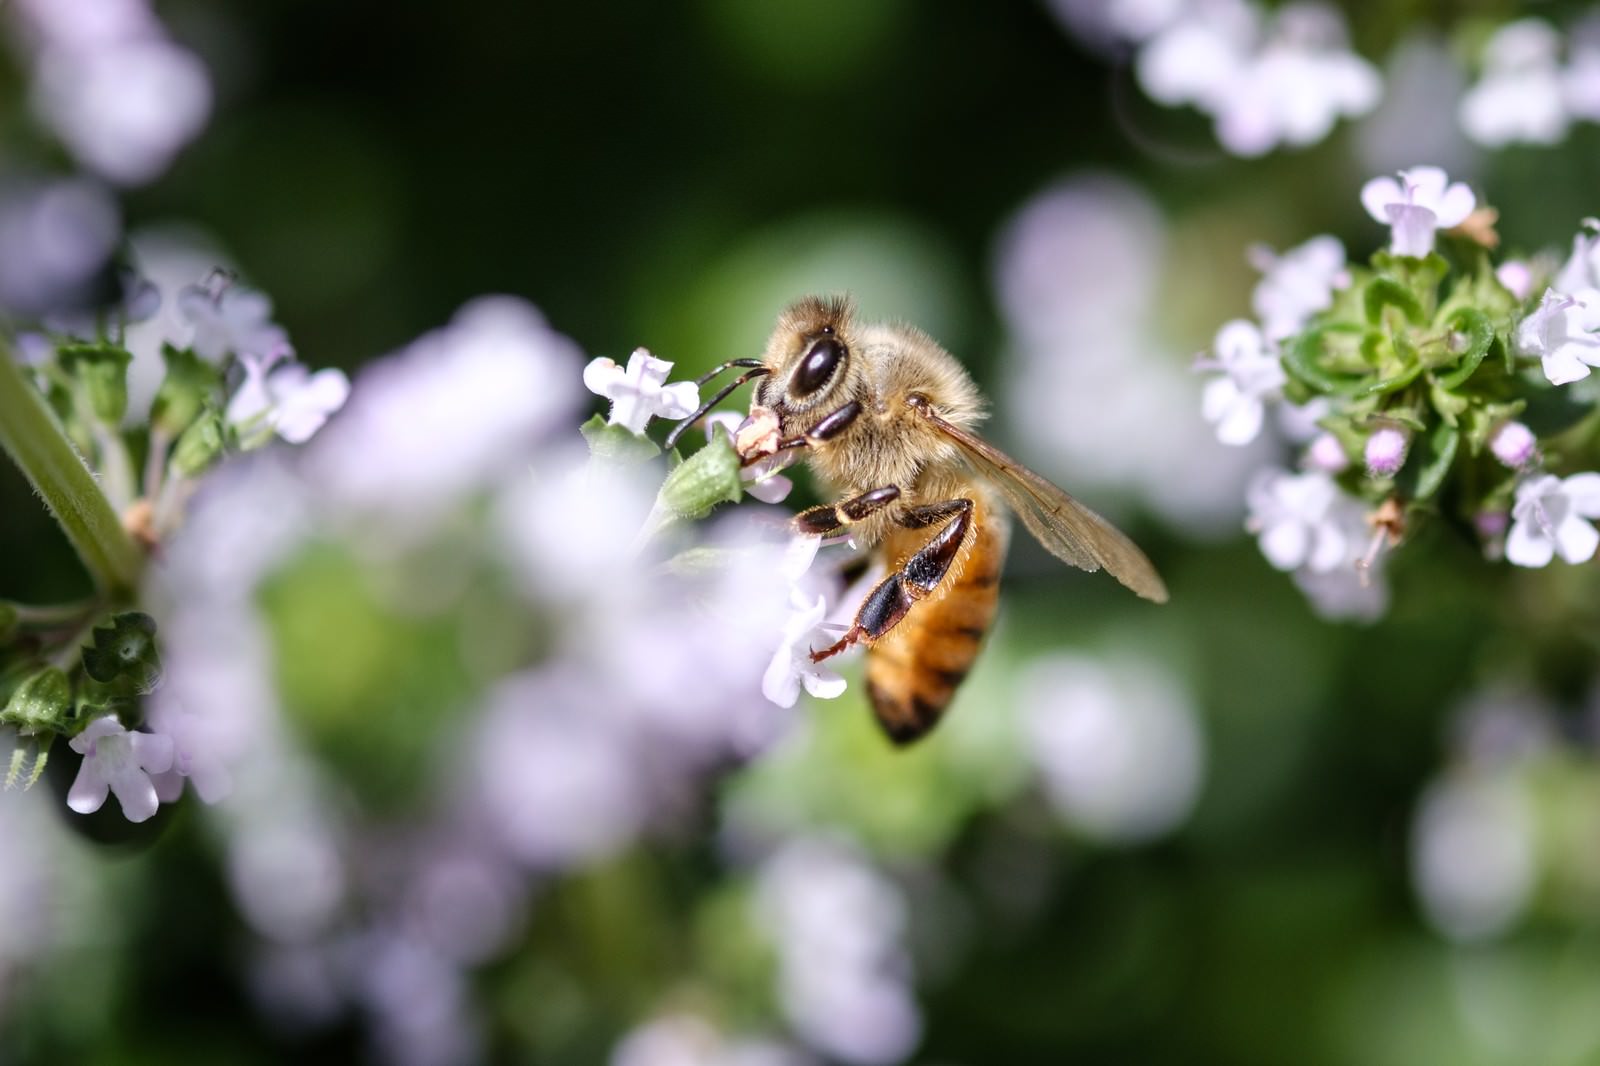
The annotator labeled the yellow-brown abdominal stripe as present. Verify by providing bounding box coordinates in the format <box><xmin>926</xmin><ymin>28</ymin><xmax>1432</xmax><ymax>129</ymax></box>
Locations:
<box><xmin>864</xmin><ymin>503</ymin><xmax>1007</xmax><ymax>745</ymax></box>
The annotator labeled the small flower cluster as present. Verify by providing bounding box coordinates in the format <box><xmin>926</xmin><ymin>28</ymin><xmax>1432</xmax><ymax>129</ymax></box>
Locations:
<box><xmin>1460</xmin><ymin>16</ymin><xmax>1600</xmax><ymax>149</ymax></box>
<box><xmin>1202</xmin><ymin>165</ymin><xmax>1600</xmax><ymax>618</ymax></box>
<box><xmin>1099</xmin><ymin>0</ymin><xmax>1381</xmax><ymax>157</ymax></box>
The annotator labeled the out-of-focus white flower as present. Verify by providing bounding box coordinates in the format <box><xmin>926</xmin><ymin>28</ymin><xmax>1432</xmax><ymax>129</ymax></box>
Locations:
<box><xmin>358</xmin><ymin>933</ymin><xmax>482</xmax><ymax>1066</ymax></box>
<box><xmin>1364</xmin><ymin>426</ymin><xmax>1409</xmax><ymax>478</ymax></box>
<box><xmin>227</xmin><ymin>353</ymin><xmax>351</xmax><ymax>445</ymax></box>
<box><xmin>66</xmin><ymin>716</ymin><xmax>174</xmax><ymax>823</ymax></box>
<box><xmin>1412</xmin><ymin>773</ymin><xmax>1536</xmax><ymax>941</ymax></box>
<box><xmin>1555</xmin><ymin>226</ymin><xmax>1600</xmax><ymax>294</ymax></box>
<box><xmin>1200</xmin><ymin>319</ymin><xmax>1285</xmax><ymax>446</ymax></box>
<box><xmin>1567</xmin><ymin>41</ymin><xmax>1600</xmax><ymax>120</ymax></box>
<box><xmin>1516</xmin><ymin>288</ymin><xmax>1600</xmax><ymax>385</ymax></box>
<box><xmin>148</xmin><ymin>701</ymin><xmax>236</xmax><ymax>804</ymax></box>
<box><xmin>1490</xmin><ymin>422</ymin><xmax>1537</xmax><ymax>470</ymax></box>
<box><xmin>611</xmin><ymin>1013</ymin><xmax>816</xmax><ymax>1066</ymax></box>
<box><xmin>227</xmin><ymin>808</ymin><xmax>347</xmax><ymax>941</ymax></box>
<box><xmin>1506</xmin><ymin>472</ymin><xmax>1600</xmax><ymax>568</ymax></box>
<box><xmin>1136</xmin><ymin>0</ymin><xmax>1256</xmax><ymax>112</ymax></box>
<box><xmin>1250</xmin><ymin>235</ymin><xmax>1348</xmax><ymax>340</ymax></box>
<box><xmin>308</xmin><ymin>296</ymin><xmax>583</xmax><ymax>513</ymax></box>
<box><xmin>0</xmin><ymin>178</ymin><xmax>120</xmax><ymax>316</ymax></box>
<box><xmin>762</xmin><ymin>589</ymin><xmax>849</xmax><ymax>709</ymax></box>
<box><xmin>1354</xmin><ymin>34</ymin><xmax>1473</xmax><ymax>179</ymax></box>
<box><xmin>1497</xmin><ymin>260</ymin><xmax>1536</xmax><ymax>301</ymax></box>
<box><xmin>178</xmin><ymin>282</ymin><xmax>291</xmax><ymax>362</ymax></box>
<box><xmin>706</xmin><ymin>412</ymin><xmax>798</xmax><ymax>503</ymax></box>
<box><xmin>33</xmin><ymin>37</ymin><xmax>211</xmax><ymax>186</ymax></box>
<box><xmin>756</xmin><ymin>837</ymin><xmax>920</xmax><ymax>1066</ymax></box>
<box><xmin>1360</xmin><ymin>165</ymin><xmax>1476</xmax><ymax>258</ymax></box>
<box><xmin>1020</xmin><ymin>652</ymin><xmax>1204</xmax><ymax>843</ymax></box>
<box><xmin>1459</xmin><ymin>19</ymin><xmax>1570</xmax><ymax>148</ymax></box>
<box><xmin>1245</xmin><ymin>468</ymin><xmax>1362</xmax><ymax>572</ymax></box>
<box><xmin>1304</xmin><ymin>432</ymin><xmax>1348</xmax><ymax>473</ymax></box>
<box><xmin>584</xmin><ymin>348</ymin><xmax>700</xmax><ymax>435</ymax></box>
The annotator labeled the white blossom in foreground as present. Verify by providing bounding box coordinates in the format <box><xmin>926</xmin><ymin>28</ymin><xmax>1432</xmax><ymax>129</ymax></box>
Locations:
<box><xmin>762</xmin><ymin>588</ymin><xmax>849</xmax><ymax>710</ymax></box>
<box><xmin>1200</xmin><ymin>319</ymin><xmax>1285</xmax><ymax>446</ymax></box>
<box><xmin>1360</xmin><ymin>165</ymin><xmax>1475</xmax><ymax>259</ymax></box>
<box><xmin>584</xmin><ymin>348</ymin><xmax>700</xmax><ymax>435</ymax></box>
<box><xmin>67</xmin><ymin>716</ymin><xmax>174</xmax><ymax>823</ymax></box>
<box><xmin>1506</xmin><ymin>472</ymin><xmax>1600</xmax><ymax>568</ymax></box>
<box><xmin>227</xmin><ymin>353</ymin><xmax>351</xmax><ymax>445</ymax></box>
<box><xmin>1459</xmin><ymin>19</ymin><xmax>1571</xmax><ymax>148</ymax></box>
<box><xmin>1515</xmin><ymin>288</ymin><xmax>1600</xmax><ymax>385</ymax></box>
<box><xmin>1019</xmin><ymin>652</ymin><xmax>1204</xmax><ymax>843</ymax></box>
<box><xmin>178</xmin><ymin>282</ymin><xmax>291</xmax><ymax>361</ymax></box>
<box><xmin>1250</xmin><ymin>234</ymin><xmax>1348</xmax><ymax>340</ymax></box>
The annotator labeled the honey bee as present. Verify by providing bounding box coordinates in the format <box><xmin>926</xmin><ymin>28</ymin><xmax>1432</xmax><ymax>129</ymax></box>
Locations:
<box><xmin>670</xmin><ymin>295</ymin><xmax>1168</xmax><ymax>744</ymax></box>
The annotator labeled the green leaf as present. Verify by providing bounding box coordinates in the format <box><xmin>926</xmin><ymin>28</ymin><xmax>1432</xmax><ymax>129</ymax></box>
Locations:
<box><xmin>1284</xmin><ymin>327</ymin><xmax>1369</xmax><ymax>395</ymax></box>
<box><xmin>1398</xmin><ymin>421</ymin><xmax>1459</xmax><ymax>502</ymax></box>
<box><xmin>580</xmin><ymin>414</ymin><xmax>661</xmax><ymax>464</ymax></box>
<box><xmin>150</xmin><ymin>344</ymin><xmax>222</xmax><ymax>436</ymax></box>
<box><xmin>1428</xmin><ymin>382</ymin><xmax>1470</xmax><ymax>427</ymax></box>
<box><xmin>1433</xmin><ymin>309</ymin><xmax>1494</xmax><ymax>390</ymax></box>
<box><xmin>171</xmin><ymin>410</ymin><xmax>224</xmax><ymax>477</ymax></box>
<box><xmin>1363</xmin><ymin>277</ymin><xmax>1425</xmax><ymax>327</ymax></box>
<box><xmin>58</xmin><ymin>343</ymin><xmax>134</xmax><ymax>424</ymax></box>
<box><xmin>0</xmin><ymin>667</ymin><xmax>72</xmax><ymax>733</ymax></box>
<box><xmin>1360</xmin><ymin>361</ymin><xmax>1425</xmax><ymax>396</ymax></box>
<box><xmin>659</xmin><ymin>432</ymin><xmax>742</xmax><ymax>520</ymax></box>
<box><xmin>80</xmin><ymin>612</ymin><xmax>162</xmax><ymax>696</ymax></box>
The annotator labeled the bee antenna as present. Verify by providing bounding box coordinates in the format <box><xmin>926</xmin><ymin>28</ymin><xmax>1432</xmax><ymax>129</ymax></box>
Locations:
<box><xmin>693</xmin><ymin>357</ymin><xmax>767</xmax><ymax>386</ymax></box>
<box><xmin>664</xmin><ymin>366</ymin><xmax>771</xmax><ymax>451</ymax></box>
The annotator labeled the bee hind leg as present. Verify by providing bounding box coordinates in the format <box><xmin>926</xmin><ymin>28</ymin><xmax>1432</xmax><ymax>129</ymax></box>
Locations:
<box><xmin>808</xmin><ymin>498</ymin><xmax>974</xmax><ymax>662</ymax></box>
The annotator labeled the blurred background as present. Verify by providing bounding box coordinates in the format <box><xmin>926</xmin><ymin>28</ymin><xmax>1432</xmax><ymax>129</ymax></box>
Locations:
<box><xmin>7</xmin><ymin>1</ymin><xmax>1600</xmax><ymax>1064</ymax></box>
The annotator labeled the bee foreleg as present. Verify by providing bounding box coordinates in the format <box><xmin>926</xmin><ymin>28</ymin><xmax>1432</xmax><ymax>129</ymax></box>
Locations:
<box><xmin>794</xmin><ymin>484</ymin><xmax>901</xmax><ymax>535</ymax></box>
<box><xmin>809</xmin><ymin>498</ymin><xmax>974</xmax><ymax>662</ymax></box>
<box><xmin>774</xmin><ymin>400</ymin><xmax>863</xmax><ymax>453</ymax></box>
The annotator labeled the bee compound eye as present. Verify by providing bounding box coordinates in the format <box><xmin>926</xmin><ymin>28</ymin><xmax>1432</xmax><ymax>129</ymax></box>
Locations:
<box><xmin>792</xmin><ymin>337</ymin><xmax>844</xmax><ymax>397</ymax></box>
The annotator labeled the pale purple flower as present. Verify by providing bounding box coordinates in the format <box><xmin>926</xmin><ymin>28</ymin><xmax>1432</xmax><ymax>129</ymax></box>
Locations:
<box><xmin>67</xmin><ymin>716</ymin><xmax>174</xmax><ymax>823</ymax></box>
<box><xmin>1515</xmin><ymin>288</ymin><xmax>1600</xmax><ymax>385</ymax></box>
<box><xmin>227</xmin><ymin>353</ymin><xmax>351</xmax><ymax>445</ymax></box>
<box><xmin>584</xmin><ymin>348</ymin><xmax>700</xmax><ymax>435</ymax></box>
<box><xmin>1136</xmin><ymin>0</ymin><xmax>1256</xmax><ymax>112</ymax></box>
<box><xmin>705</xmin><ymin>412</ymin><xmax>798</xmax><ymax>504</ymax></box>
<box><xmin>1412</xmin><ymin>774</ymin><xmax>1536</xmax><ymax>941</ymax></box>
<box><xmin>1506</xmin><ymin>472</ymin><xmax>1600</xmax><ymax>567</ymax></box>
<box><xmin>1250</xmin><ymin>234</ymin><xmax>1348</xmax><ymax>340</ymax></box>
<box><xmin>611</xmin><ymin>1014</ymin><xmax>816</xmax><ymax>1066</ymax></box>
<box><xmin>1496</xmin><ymin>260</ymin><xmax>1535</xmax><ymax>301</ymax></box>
<box><xmin>1364</xmin><ymin>426</ymin><xmax>1409</xmax><ymax>477</ymax></box>
<box><xmin>1490</xmin><ymin>422</ymin><xmax>1537</xmax><ymax>470</ymax></box>
<box><xmin>1019</xmin><ymin>653</ymin><xmax>1204</xmax><ymax>843</ymax></box>
<box><xmin>1566</xmin><ymin>44</ymin><xmax>1600</xmax><ymax>121</ymax></box>
<box><xmin>1291</xmin><ymin>554</ymin><xmax>1389</xmax><ymax>622</ymax></box>
<box><xmin>33</xmin><ymin>36</ymin><xmax>211</xmax><ymax>186</ymax></box>
<box><xmin>1554</xmin><ymin>226</ymin><xmax>1600</xmax><ymax>294</ymax></box>
<box><xmin>1459</xmin><ymin>19</ymin><xmax>1570</xmax><ymax>148</ymax></box>
<box><xmin>1305</xmin><ymin>432</ymin><xmax>1348</xmax><ymax>473</ymax></box>
<box><xmin>0</xmin><ymin>177</ymin><xmax>120</xmax><ymax>316</ymax></box>
<box><xmin>1245</xmin><ymin>468</ymin><xmax>1359</xmax><ymax>572</ymax></box>
<box><xmin>178</xmin><ymin>281</ymin><xmax>290</xmax><ymax>361</ymax></box>
<box><xmin>148</xmin><ymin>702</ymin><xmax>235</xmax><ymax>804</ymax></box>
<box><xmin>1200</xmin><ymin>319</ymin><xmax>1285</xmax><ymax>446</ymax></box>
<box><xmin>1360</xmin><ymin>166</ymin><xmax>1476</xmax><ymax>258</ymax></box>
<box><xmin>762</xmin><ymin>590</ymin><xmax>848</xmax><ymax>709</ymax></box>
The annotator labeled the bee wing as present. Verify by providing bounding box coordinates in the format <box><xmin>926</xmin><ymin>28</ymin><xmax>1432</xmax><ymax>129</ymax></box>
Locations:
<box><xmin>917</xmin><ymin>405</ymin><xmax>1169</xmax><ymax>603</ymax></box>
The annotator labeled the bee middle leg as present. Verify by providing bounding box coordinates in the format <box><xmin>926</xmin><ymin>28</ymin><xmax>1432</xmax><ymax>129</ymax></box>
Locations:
<box><xmin>794</xmin><ymin>485</ymin><xmax>902</xmax><ymax>535</ymax></box>
<box><xmin>809</xmin><ymin>498</ymin><xmax>974</xmax><ymax>662</ymax></box>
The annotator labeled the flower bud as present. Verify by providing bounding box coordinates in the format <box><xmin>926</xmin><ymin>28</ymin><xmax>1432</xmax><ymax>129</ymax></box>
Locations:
<box><xmin>1306</xmin><ymin>433</ymin><xmax>1349</xmax><ymax>473</ymax></box>
<box><xmin>172</xmin><ymin>412</ymin><xmax>224</xmax><ymax>477</ymax></box>
<box><xmin>659</xmin><ymin>432</ymin><xmax>742</xmax><ymax>520</ymax></box>
<box><xmin>0</xmin><ymin>667</ymin><xmax>72</xmax><ymax>733</ymax></box>
<box><xmin>151</xmin><ymin>343</ymin><xmax>221</xmax><ymax>437</ymax></box>
<box><xmin>81</xmin><ymin>612</ymin><xmax>162</xmax><ymax>696</ymax></box>
<box><xmin>58</xmin><ymin>343</ymin><xmax>133</xmax><ymax>424</ymax></box>
<box><xmin>1490</xmin><ymin>421</ymin><xmax>1537</xmax><ymax>470</ymax></box>
<box><xmin>1364</xmin><ymin>426</ymin><xmax>1410</xmax><ymax>478</ymax></box>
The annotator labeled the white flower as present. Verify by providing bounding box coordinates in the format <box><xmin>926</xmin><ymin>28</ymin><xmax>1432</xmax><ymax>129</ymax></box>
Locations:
<box><xmin>67</xmin><ymin>716</ymin><xmax>174</xmax><ymax>823</ymax></box>
<box><xmin>1554</xmin><ymin>226</ymin><xmax>1600</xmax><ymax>294</ymax></box>
<box><xmin>1360</xmin><ymin>165</ymin><xmax>1476</xmax><ymax>258</ymax></box>
<box><xmin>1245</xmin><ymin>468</ymin><xmax>1361</xmax><ymax>572</ymax></box>
<box><xmin>762</xmin><ymin>590</ymin><xmax>848</xmax><ymax>709</ymax></box>
<box><xmin>1136</xmin><ymin>3</ymin><xmax>1256</xmax><ymax>111</ymax></box>
<box><xmin>1496</xmin><ymin>260</ymin><xmax>1535</xmax><ymax>301</ymax></box>
<box><xmin>227</xmin><ymin>353</ymin><xmax>351</xmax><ymax>445</ymax></box>
<box><xmin>0</xmin><ymin>177</ymin><xmax>120</xmax><ymax>316</ymax></box>
<box><xmin>1506</xmin><ymin>472</ymin><xmax>1600</xmax><ymax>567</ymax></box>
<box><xmin>1566</xmin><ymin>44</ymin><xmax>1600</xmax><ymax>122</ymax></box>
<box><xmin>177</xmin><ymin>282</ymin><xmax>290</xmax><ymax>361</ymax></box>
<box><xmin>584</xmin><ymin>348</ymin><xmax>700</xmax><ymax>435</ymax></box>
<box><xmin>1412</xmin><ymin>774</ymin><xmax>1536</xmax><ymax>941</ymax></box>
<box><xmin>1459</xmin><ymin>19</ymin><xmax>1570</xmax><ymax>148</ymax></box>
<box><xmin>705</xmin><ymin>412</ymin><xmax>798</xmax><ymax>504</ymax></box>
<box><xmin>1200</xmin><ymin>319</ymin><xmax>1285</xmax><ymax>446</ymax></box>
<box><xmin>1250</xmin><ymin>235</ymin><xmax>1348</xmax><ymax>340</ymax></box>
<box><xmin>148</xmin><ymin>702</ymin><xmax>235</xmax><ymax>804</ymax></box>
<box><xmin>1515</xmin><ymin>287</ymin><xmax>1600</xmax><ymax>385</ymax></box>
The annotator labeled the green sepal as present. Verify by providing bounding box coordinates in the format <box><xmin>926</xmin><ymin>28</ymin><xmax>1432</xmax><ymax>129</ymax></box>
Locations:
<box><xmin>80</xmin><ymin>612</ymin><xmax>162</xmax><ymax>696</ymax></box>
<box><xmin>1285</xmin><ymin>325</ymin><xmax>1369</xmax><ymax>395</ymax></box>
<box><xmin>58</xmin><ymin>343</ymin><xmax>134</xmax><ymax>424</ymax></box>
<box><xmin>1433</xmin><ymin>309</ymin><xmax>1495</xmax><ymax>390</ymax></box>
<box><xmin>658</xmin><ymin>432</ymin><xmax>742</xmax><ymax>520</ymax></box>
<box><xmin>171</xmin><ymin>410</ymin><xmax>225</xmax><ymax>477</ymax></box>
<box><xmin>1372</xmin><ymin>250</ymin><xmax>1450</xmax><ymax>299</ymax></box>
<box><xmin>1397</xmin><ymin>420</ymin><xmax>1460</xmax><ymax>502</ymax></box>
<box><xmin>580</xmin><ymin>414</ymin><xmax>662</xmax><ymax>464</ymax></box>
<box><xmin>1363</xmin><ymin>277</ymin><xmax>1426</xmax><ymax>327</ymax></box>
<box><xmin>1360</xmin><ymin>360</ymin><xmax>1425</xmax><ymax>396</ymax></box>
<box><xmin>0</xmin><ymin>667</ymin><xmax>72</xmax><ymax>733</ymax></box>
<box><xmin>151</xmin><ymin>344</ymin><xmax>222</xmax><ymax>437</ymax></box>
<box><xmin>1428</xmin><ymin>382</ymin><xmax>1470</xmax><ymax>427</ymax></box>
<box><xmin>5</xmin><ymin>735</ymin><xmax>52</xmax><ymax>791</ymax></box>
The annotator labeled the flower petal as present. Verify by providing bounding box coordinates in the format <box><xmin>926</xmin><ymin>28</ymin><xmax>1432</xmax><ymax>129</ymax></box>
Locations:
<box><xmin>1564</xmin><ymin>473</ymin><xmax>1600</xmax><ymax>516</ymax></box>
<box><xmin>802</xmin><ymin>666</ymin><xmax>847</xmax><ymax>700</ymax></box>
<box><xmin>66</xmin><ymin>758</ymin><xmax>110</xmax><ymax>814</ymax></box>
<box><xmin>1360</xmin><ymin>176</ymin><xmax>1403</xmax><ymax>223</ymax></box>
<box><xmin>761</xmin><ymin>649</ymin><xmax>801</xmax><ymax>709</ymax></box>
<box><xmin>581</xmin><ymin>357</ymin><xmax>622</xmax><ymax>397</ymax></box>
<box><xmin>1542</xmin><ymin>349</ymin><xmax>1593</xmax><ymax>386</ymax></box>
<box><xmin>1555</xmin><ymin>514</ymin><xmax>1600</xmax><ymax>563</ymax></box>
<box><xmin>1506</xmin><ymin>517</ymin><xmax>1554</xmax><ymax>567</ymax></box>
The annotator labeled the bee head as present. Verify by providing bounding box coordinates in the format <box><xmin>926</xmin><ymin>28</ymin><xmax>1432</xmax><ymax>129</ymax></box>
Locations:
<box><xmin>759</xmin><ymin>294</ymin><xmax>855</xmax><ymax>417</ymax></box>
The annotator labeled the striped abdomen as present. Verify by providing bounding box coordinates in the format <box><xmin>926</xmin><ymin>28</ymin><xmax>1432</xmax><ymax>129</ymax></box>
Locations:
<box><xmin>864</xmin><ymin>494</ymin><xmax>1009</xmax><ymax>744</ymax></box>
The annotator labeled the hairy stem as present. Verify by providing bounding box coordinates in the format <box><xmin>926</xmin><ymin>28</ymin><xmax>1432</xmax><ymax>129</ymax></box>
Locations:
<box><xmin>0</xmin><ymin>342</ymin><xmax>144</xmax><ymax>596</ymax></box>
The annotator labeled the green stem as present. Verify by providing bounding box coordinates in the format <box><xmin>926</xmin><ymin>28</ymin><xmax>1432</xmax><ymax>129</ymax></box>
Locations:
<box><xmin>0</xmin><ymin>342</ymin><xmax>143</xmax><ymax>597</ymax></box>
